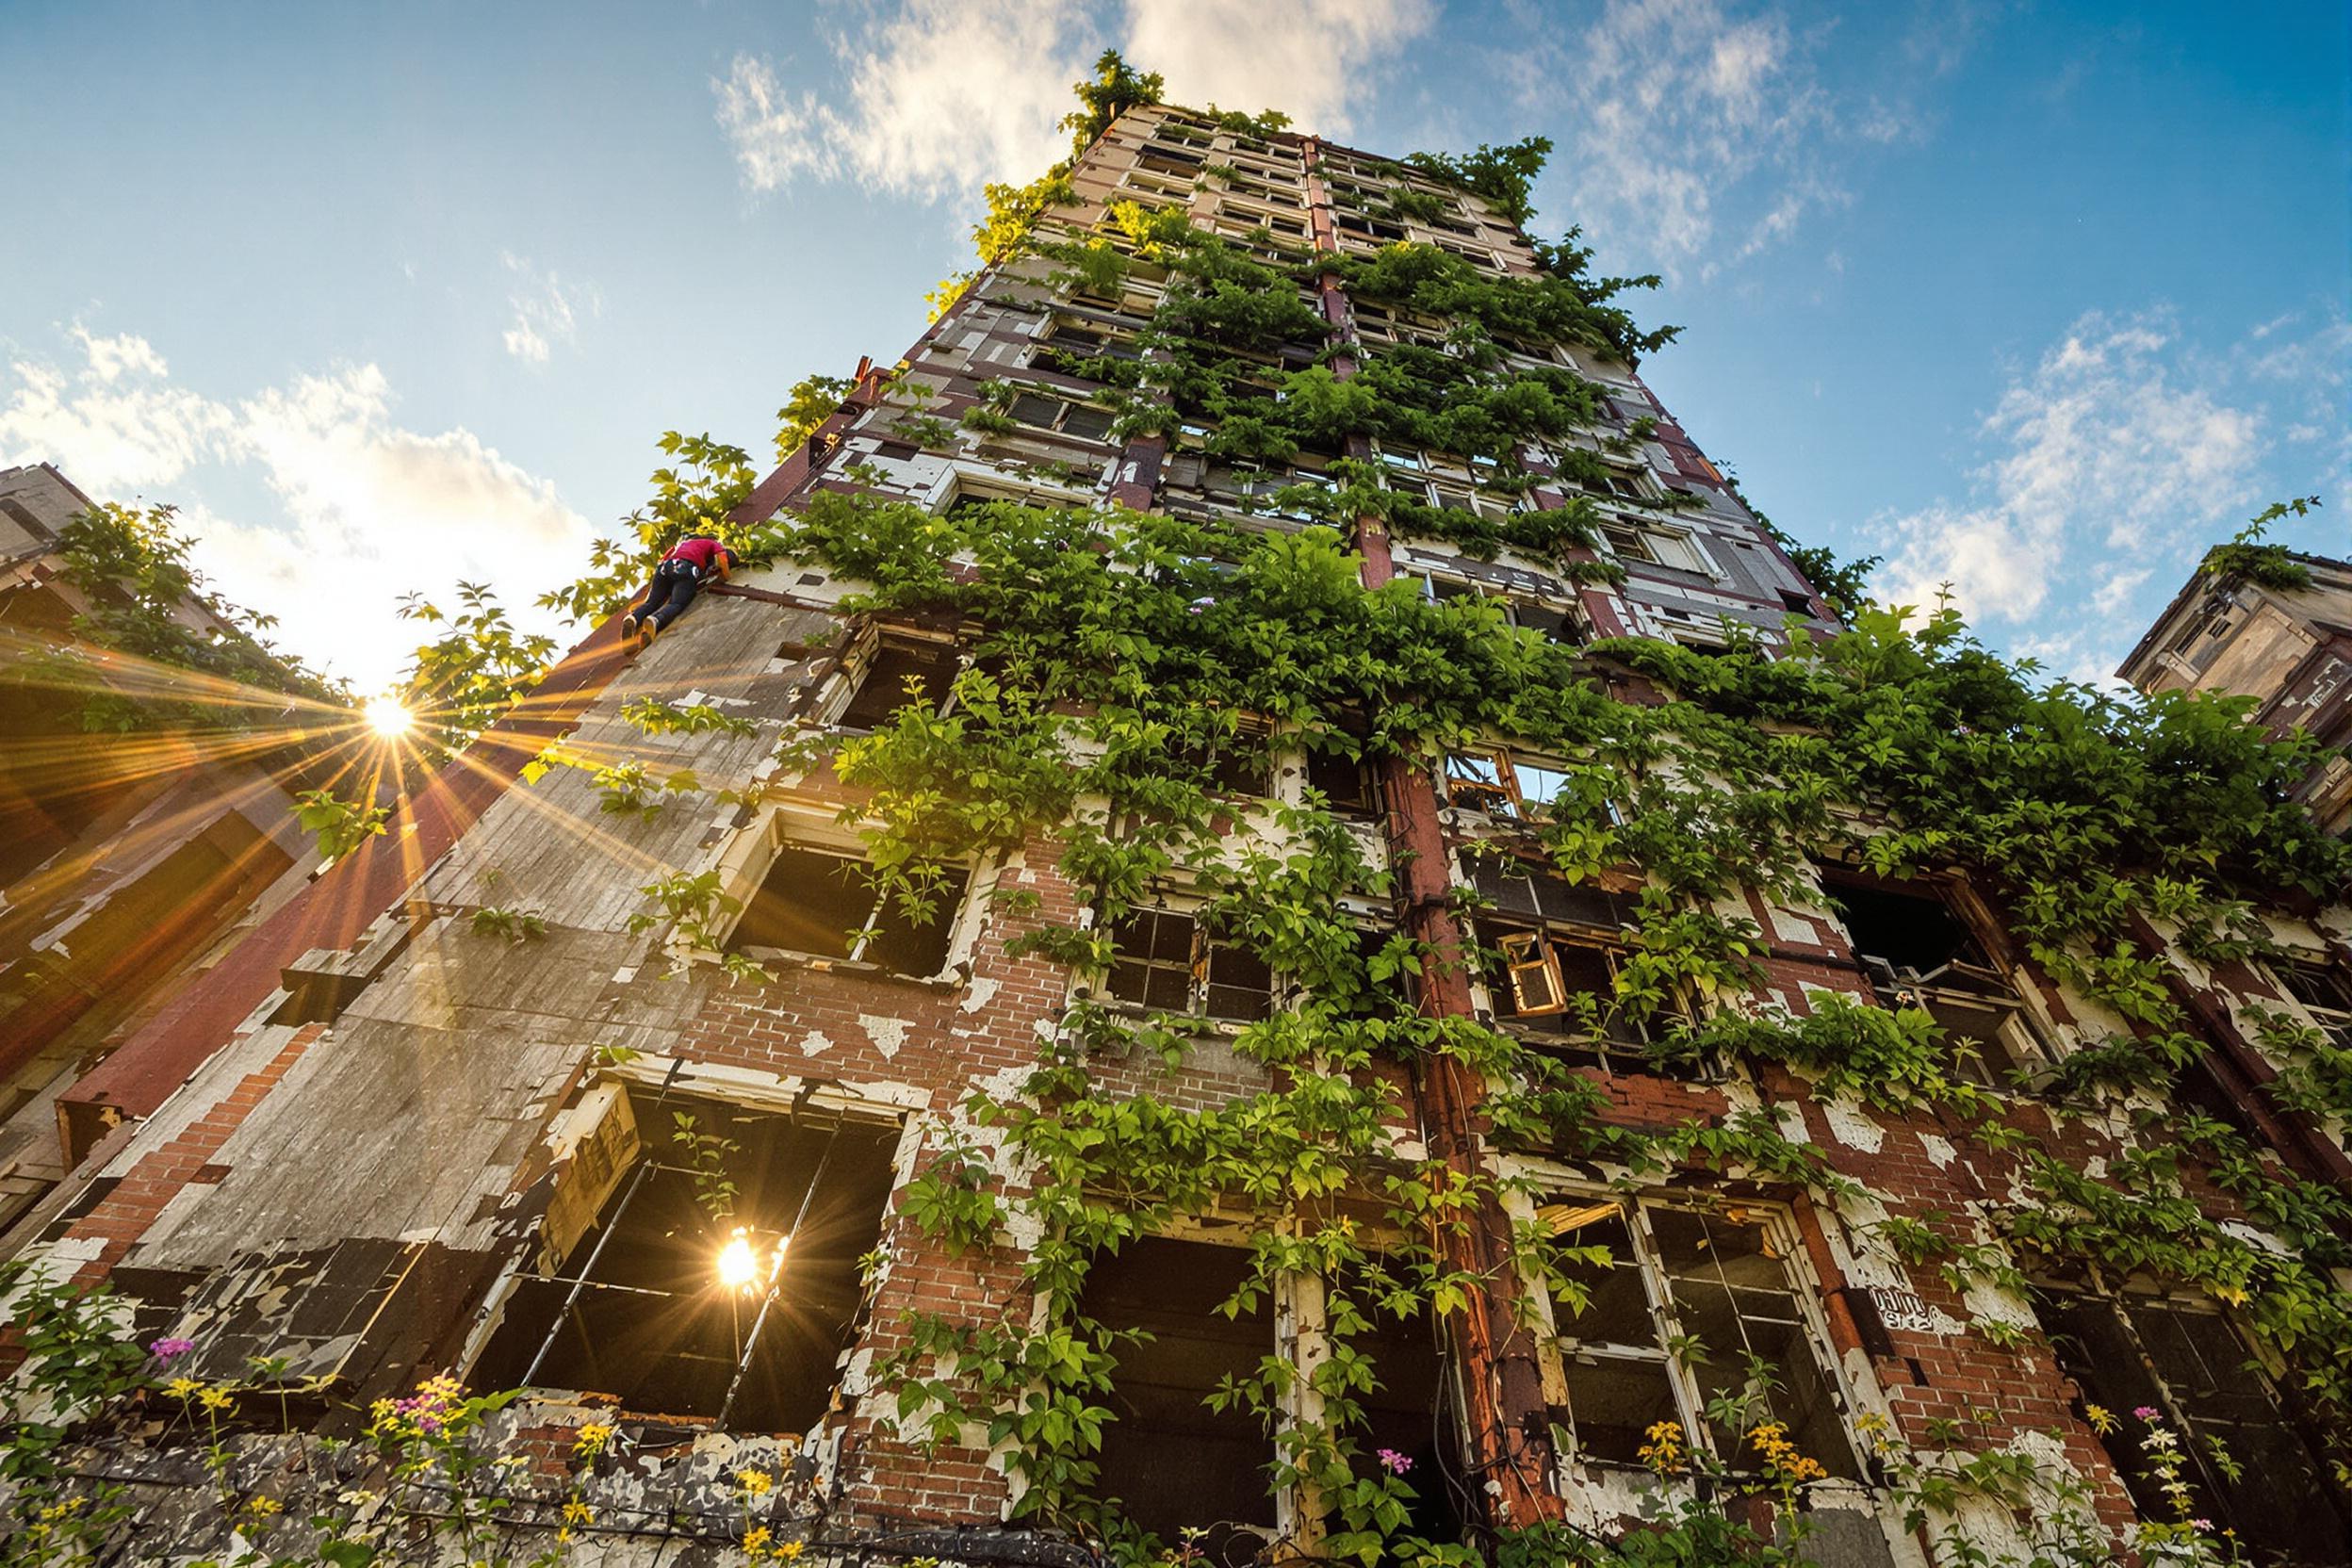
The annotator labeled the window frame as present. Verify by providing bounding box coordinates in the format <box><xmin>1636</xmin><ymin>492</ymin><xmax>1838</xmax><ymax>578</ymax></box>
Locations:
<box><xmin>1100</xmin><ymin>898</ymin><xmax>1278</xmax><ymax>1024</ymax></box>
<box><xmin>1534</xmin><ymin>1196</ymin><xmax>1871</xmax><ymax>1483</ymax></box>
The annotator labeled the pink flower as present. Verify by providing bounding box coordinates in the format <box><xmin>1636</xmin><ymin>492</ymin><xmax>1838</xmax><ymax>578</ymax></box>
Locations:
<box><xmin>148</xmin><ymin>1337</ymin><xmax>195</xmax><ymax>1363</ymax></box>
<box><xmin>2132</xmin><ymin>1405</ymin><xmax>2160</xmax><ymax>1422</ymax></box>
<box><xmin>1376</xmin><ymin>1447</ymin><xmax>1413</xmax><ymax>1476</ymax></box>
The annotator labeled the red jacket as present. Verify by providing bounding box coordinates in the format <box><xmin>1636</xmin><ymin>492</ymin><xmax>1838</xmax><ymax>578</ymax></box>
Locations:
<box><xmin>663</xmin><ymin>536</ymin><xmax>728</xmax><ymax>573</ymax></box>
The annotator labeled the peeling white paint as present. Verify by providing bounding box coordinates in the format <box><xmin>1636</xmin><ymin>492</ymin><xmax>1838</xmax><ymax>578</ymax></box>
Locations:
<box><xmin>858</xmin><ymin>1014</ymin><xmax>909</xmax><ymax>1059</ymax></box>
<box><xmin>1919</xmin><ymin>1132</ymin><xmax>1956</xmax><ymax>1168</ymax></box>
<box><xmin>959</xmin><ymin>976</ymin><xmax>1002</xmax><ymax>1014</ymax></box>
<box><xmin>1822</xmin><ymin>1096</ymin><xmax>1886</xmax><ymax>1152</ymax></box>
<box><xmin>800</xmin><ymin>1030</ymin><xmax>835</xmax><ymax>1056</ymax></box>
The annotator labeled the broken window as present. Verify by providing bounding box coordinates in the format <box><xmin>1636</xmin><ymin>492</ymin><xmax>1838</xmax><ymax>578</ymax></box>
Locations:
<box><xmin>1005</xmin><ymin>392</ymin><xmax>1118</xmax><ymax>443</ymax></box>
<box><xmin>1104</xmin><ymin>906</ymin><xmax>1274</xmax><ymax>1022</ymax></box>
<box><xmin>1442</xmin><ymin>749</ymin><xmax>1585</xmax><ymax>823</ymax></box>
<box><xmin>730</xmin><ymin>841</ymin><xmax>970</xmax><ymax>977</ymax></box>
<box><xmin>2274</xmin><ymin>956</ymin><xmax>2352</xmax><ymax>1049</ymax></box>
<box><xmin>1038</xmin><ymin>318</ymin><xmax>1142</xmax><ymax>368</ymax></box>
<box><xmin>476</xmin><ymin>1093</ymin><xmax>901</xmax><ymax>1433</ymax></box>
<box><xmin>2034</xmin><ymin>1280</ymin><xmax>2352</xmax><ymax>1565</ymax></box>
<box><xmin>1822</xmin><ymin>872</ymin><xmax>2046</xmax><ymax>1089</ymax></box>
<box><xmin>836</xmin><ymin>635</ymin><xmax>958</xmax><ymax>731</ymax></box>
<box><xmin>1601</xmin><ymin>522</ymin><xmax>1711</xmax><ymax>576</ymax></box>
<box><xmin>1543</xmin><ymin>1200</ymin><xmax>1861</xmax><ymax>1481</ymax></box>
<box><xmin>1471</xmin><ymin>858</ymin><xmax>1680</xmax><ymax>1068</ymax></box>
<box><xmin>1081</xmin><ymin>1238</ymin><xmax>1277</xmax><ymax>1557</ymax></box>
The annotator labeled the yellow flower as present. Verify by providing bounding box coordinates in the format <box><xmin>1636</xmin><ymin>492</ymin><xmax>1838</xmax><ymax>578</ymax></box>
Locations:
<box><xmin>1637</xmin><ymin>1418</ymin><xmax>1687</xmax><ymax>1475</ymax></box>
<box><xmin>776</xmin><ymin>1542</ymin><xmax>806</xmax><ymax>1561</ymax></box>
<box><xmin>562</xmin><ymin>1498</ymin><xmax>594</xmax><ymax>1527</ymax></box>
<box><xmin>167</xmin><ymin>1377</ymin><xmax>204</xmax><ymax>1399</ymax></box>
<box><xmin>574</xmin><ymin>1420</ymin><xmax>615</xmax><ymax>1457</ymax></box>
<box><xmin>737</xmin><ymin>1467</ymin><xmax>775</xmax><ymax>1495</ymax></box>
<box><xmin>198</xmin><ymin>1385</ymin><xmax>235</xmax><ymax>1411</ymax></box>
<box><xmin>2084</xmin><ymin>1403</ymin><xmax>2117</xmax><ymax>1435</ymax></box>
<box><xmin>745</xmin><ymin>1527</ymin><xmax>773</xmax><ymax>1553</ymax></box>
<box><xmin>245</xmin><ymin>1495</ymin><xmax>284</xmax><ymax>1517</ymax></box>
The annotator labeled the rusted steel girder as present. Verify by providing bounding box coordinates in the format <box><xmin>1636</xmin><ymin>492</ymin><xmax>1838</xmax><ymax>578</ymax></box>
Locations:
<box><xmin>1300</xmin><ymin>138</ymin><xmax>1565</xmax><ymax>1531</ymax></box>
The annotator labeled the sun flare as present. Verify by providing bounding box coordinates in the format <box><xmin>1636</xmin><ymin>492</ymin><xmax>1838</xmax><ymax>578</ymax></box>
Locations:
<box><xmin>363</xmin><ymin>695</ymin><xmax>415</xmax><ymax>739</ymax></box>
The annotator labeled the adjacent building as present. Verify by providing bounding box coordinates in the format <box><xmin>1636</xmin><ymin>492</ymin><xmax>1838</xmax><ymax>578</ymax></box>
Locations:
<box><xmin>8</xmin><ymin>103</ymin><xmax>2351</xmax><ymax>1568</ymax></box>
<box><xmin>0</xmin><ymin>464</ymin><xmax>322</xmax><ymax>1233</ymax></box>
<box><xmin>2119</xmin><ymin>547</ymin><xmax>2352</xmax><ymax>833</ymax></box>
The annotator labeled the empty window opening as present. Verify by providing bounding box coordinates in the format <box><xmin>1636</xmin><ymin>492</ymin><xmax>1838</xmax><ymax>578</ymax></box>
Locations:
<box><xmin>1303</xmin><ymin>744</ymin><xmax>1379</xmax><ymax>819</ymax></box>
<box><xmin>731</xmin><ymin>841</ymin><xmax>969</xmax><ymax>977</ymax></box>
<box><xmin>1339</xmin><ymin>1278</ymin><xmax>1470</xmax><ymax>1546</ymax></box>
<box><xmin>2035</xmin><ymin>1282</ymin><xmax>2352</xmax><ymax>1565</ymax></box>
<box><xmin>476</xmin><ymin>1095</ymin><xmax>900</xmax><ymax>1433</ymax></box>
<box><xmin>1170</xmin><ymin>715</ymin><xmax>1273</xmax><ymax>798</ymax></box>
<box><xmin>837</xmin><ymin>637</ymin><xmax>958</xmax><ymax>731</ymax></box>
<box><xmin>1823</xmin><ymin>873</ymin><xmax>2041</xmax><ymax>1088</ymax></box>
<box><xmin>1105</xmin><ymin>906</ymin><xmax>1274</xmax><ymax>1022</ymax></box>
<box><xmin>1082</xmin><ymin>1238</ymin><xmax>1276</xmax><ymax>1557</ymax></box>
<box><xmin>1543</xmin><ymin>1200</ymin><xmax>1860</xmax><ymax>1480</ymax></box>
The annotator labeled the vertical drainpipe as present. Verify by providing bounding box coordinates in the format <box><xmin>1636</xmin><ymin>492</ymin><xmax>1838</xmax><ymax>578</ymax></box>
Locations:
<box><xmin>1299</xmin><ymin>137</ymin><xmax>1564</xmax><ymax>1532</ymax></box>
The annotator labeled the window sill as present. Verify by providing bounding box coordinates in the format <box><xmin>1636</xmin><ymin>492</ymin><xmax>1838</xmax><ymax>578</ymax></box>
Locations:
<box><xmin>729</xmin><ymin>946</ymin><xmax>966</xmax><ymax>991</ymax></box>
<box><xmin>1098</xmin><ymin>1001</ymin><xmax>1266</xmax><ymax>1037</ymax></box>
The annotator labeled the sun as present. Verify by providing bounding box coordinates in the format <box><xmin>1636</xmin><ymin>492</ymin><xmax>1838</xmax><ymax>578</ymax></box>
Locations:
<box><xmin>363</xmin><ymin>695</ymin><xmax>415</xmax><ymax>740</ymax></box>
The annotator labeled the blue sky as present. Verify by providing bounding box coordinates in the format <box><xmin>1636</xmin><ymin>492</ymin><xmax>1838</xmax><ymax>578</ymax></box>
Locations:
<box><xmin>2</xmin><ymin>0</ymin><xmax>2344</xmax><ymax>690</ymax></box>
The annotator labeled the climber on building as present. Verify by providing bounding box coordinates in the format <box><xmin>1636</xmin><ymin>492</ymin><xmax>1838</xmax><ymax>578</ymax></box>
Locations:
<box><xmin>619</xmin><ymin>534</ymin><xmax>737</xmax><ymax>648</ymax></box>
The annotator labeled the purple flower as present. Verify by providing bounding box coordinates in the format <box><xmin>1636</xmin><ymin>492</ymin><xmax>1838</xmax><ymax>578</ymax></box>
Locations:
<box><xmin>2132</xmin><ymin>1405</ymin><xmax>2160</xmax><ymax>1422</ymax></box>
<box><xmin>149</xmin><ymin>1337</ymin><xmax>195</xmax><ymax>1363</ymax></box>
<box><xmin>1376</xmin><ymin>1447</ymin><xmax>1413</xmax><ymax>1477</ymax></box>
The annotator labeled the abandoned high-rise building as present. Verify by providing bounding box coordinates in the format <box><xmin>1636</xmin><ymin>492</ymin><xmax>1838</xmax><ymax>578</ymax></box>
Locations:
<box><xmin>7</xmin><ymin>87</ymin><xmax>2351</xmax><ymax>1568</ymax></box>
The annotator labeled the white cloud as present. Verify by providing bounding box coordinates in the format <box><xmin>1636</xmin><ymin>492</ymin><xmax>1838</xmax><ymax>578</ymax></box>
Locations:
<box><xmin>0</xmin><ymin>327</ymin><xmax>591</xmax><ymax>688</ymax></box>
<box><xmin>0</xmin><ymin>329</ymin><xmax>237</xmax><ymax>494</ymax></box>
<box><xmin>499</xmin><ymin>253</ymin><xmax>599</xmax><ymax>364</ymax></box>
<box><xmin>713</xmin><ymin>54</ymin><xmax>848</xmax><ymax>193</ymax></box>
<box><xmin>1500</xmin><ymin>0</ymin><xmax>1968</xmax><ymax>274</ymax></box>
<box><xmin>1124</xmin><ymin>0</ymin><xmax>1434</xmax><ymax>135</ymax></box>
<box><xmin>713</xmin><ymin>0</ymin><xmax>1432</xmax><ymax>202</ymax></box>
<box><xmin>718</xmin><ymin>2</ymin><xmax>1093</xmax><ymax>202</ymax></box>
<box><xmin>1871</xmin><ymin>309</ymin><xmax>2276</xmax><ymax>639</ymax></box>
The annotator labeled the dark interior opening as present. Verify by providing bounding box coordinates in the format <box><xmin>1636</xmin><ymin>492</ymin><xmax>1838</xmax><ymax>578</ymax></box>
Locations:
<box><xmin>2036</xmin><ymin>1287</ymin><xmax>2352</xmax><ymax>1567</ymax></box>
<box><xmin>1304</xmin><ymin>745</ymin><xmax>1378</xmax><ymax>817</ymax></box>
<box><xmin>1821</xmin><ymin>875</ymin><xmax>1981</xmax><ymax>976</ymax></box>
<box><xmin>730</xmin><ymin>843</ymin><xmax>968</xmax><ymax>976</ymax></box>
<box><xmin>1346</xmin><ymin>1284</ymin><xmax>1469</xmax><ymax>1548</ymax></box>
<box><xmin>839</xmin><ymin>639</ymin><xmax>957</xmax><ymax>730</ymax></box>
<box><xmin>476</xmin><ymin>1102</ymin><xmax>901</xmax><ymax>1433</ymax></box>
<box><xmin>1082</xmin><ymin>1238</ymin><xmax>1277</xmax><ymax>1561</ymax></box>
